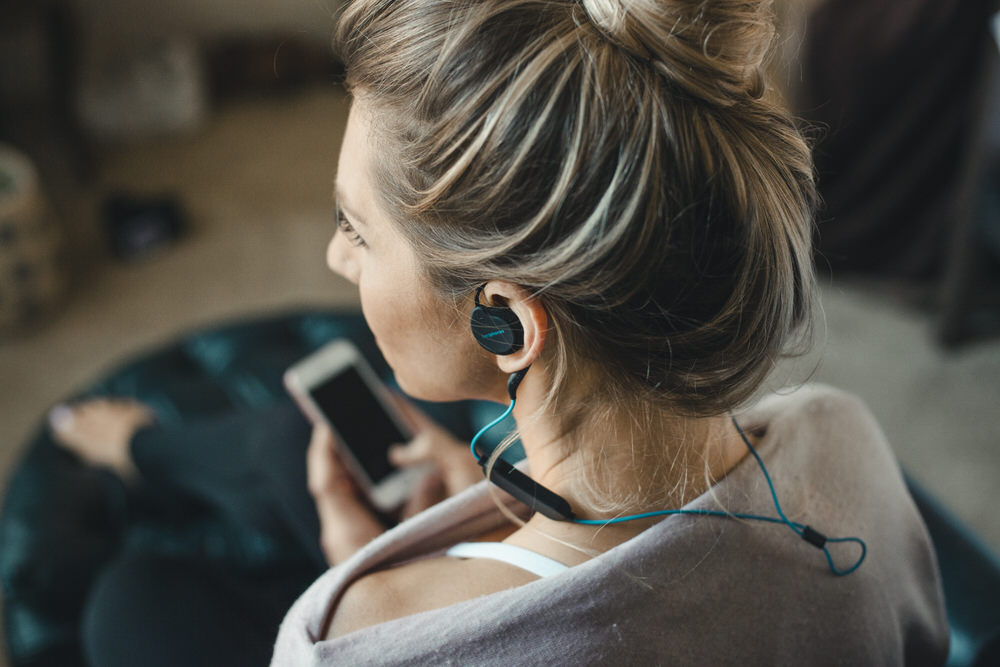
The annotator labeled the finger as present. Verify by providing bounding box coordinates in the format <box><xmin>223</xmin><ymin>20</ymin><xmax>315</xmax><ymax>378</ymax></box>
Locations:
<box><xmin>309</xmin><ymin>447</ymin><xmax>377</xmax><ymax>530</ymax></box>
<box><xmin>314</xmin><ymin>490</ymin><xmax>386</xmax><ymax>565</ymax></box>
<box><xmin>432</xmin><ymin>450</ymin><xmax>484</xmax><ymax>495</ymax></box>
<box><xmin>48</xmin><ymin>404</ymin><xmax>75</xmax><ymax>433</ymax></box>
<box><xmin>306</xmin><ymin>425</ymin><xmax>331</xmax><ymax>495</ymax></box>
<box><xmin>307</xmin><ymin>425</ymin><xmax>352</xmax><ymax>497</ymax></box>
<box><xmin>386</xmin><ymin>391</ymin><xmax>438</xmax><ymax>432</ymax></box>
<box><xmin>387</xmin><ymin>432</ymin><xmax>435</xmax><ymax>466</ymax></box>
<box><xmin>401</xmin><ymin>470</ymin><xmax>445</xmax><ymax>520</ymax></box>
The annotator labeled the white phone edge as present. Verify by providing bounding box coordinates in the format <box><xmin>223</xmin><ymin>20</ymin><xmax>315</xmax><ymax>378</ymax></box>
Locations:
<box><xmin>283</xmin><ymin>339</ymin><xmax>425</xmax><ymax>512</ymax></box>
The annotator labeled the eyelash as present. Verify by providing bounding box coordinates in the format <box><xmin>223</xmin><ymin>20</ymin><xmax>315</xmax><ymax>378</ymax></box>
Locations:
<box><xmin>336</xmin><ymin>209</ymin><xmax>367</xmax><ymax>248</ymax></box>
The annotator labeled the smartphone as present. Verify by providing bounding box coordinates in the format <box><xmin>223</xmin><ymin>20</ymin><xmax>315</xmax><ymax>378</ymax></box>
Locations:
<box><xmin>284</xmin><ymin>339</ymin><xmax>424</xmax><ymax>512</ymax></box>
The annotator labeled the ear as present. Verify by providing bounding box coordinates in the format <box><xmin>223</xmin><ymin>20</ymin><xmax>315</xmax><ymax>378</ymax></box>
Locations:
<box><xmin>478</xmin><ymin>281</ymin><xmax>548</xmax><ymax>374</ymax></box>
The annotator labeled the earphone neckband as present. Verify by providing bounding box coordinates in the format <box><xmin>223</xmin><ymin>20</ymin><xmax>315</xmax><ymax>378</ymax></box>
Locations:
<box><xmin>469</xmin><ymin>367</ymin><xmax>576</xmax><ymax>522</ymax></box>
<box><xmin>466</xmin><ymin>285</ymin><xmax>865</xmax><ymax>575</ymax></box>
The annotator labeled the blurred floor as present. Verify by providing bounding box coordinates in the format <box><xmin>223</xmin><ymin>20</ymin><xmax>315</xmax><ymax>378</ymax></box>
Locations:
<box><xmin>1</xmin><ymin>85</ymin><xmax>999</xmax><ymax>665</ymax></box>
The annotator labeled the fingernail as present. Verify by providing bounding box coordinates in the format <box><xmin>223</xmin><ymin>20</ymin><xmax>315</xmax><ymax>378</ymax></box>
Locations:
<box><xmin>49</xmin><ymin>404</ymin><xmax>74</xmax><ymax>432</ymax></box>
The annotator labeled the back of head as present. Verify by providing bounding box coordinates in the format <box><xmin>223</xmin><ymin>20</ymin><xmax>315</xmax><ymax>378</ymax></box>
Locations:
<box><xmin>335</xmin><ymin>0</ymin><xmax>816</xmax><ymax>419</ymax></box>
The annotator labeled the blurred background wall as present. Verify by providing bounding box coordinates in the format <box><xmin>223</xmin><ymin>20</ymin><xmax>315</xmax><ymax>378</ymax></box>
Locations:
<box><xmin>67</xmin><ymin>0</ymin><xmax>337</xmax><ymax>48</ymax></box>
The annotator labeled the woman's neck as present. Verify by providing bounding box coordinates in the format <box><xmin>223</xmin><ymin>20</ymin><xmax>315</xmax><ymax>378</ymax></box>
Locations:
<box><xmin>509</xmin><ymin>369</ymin><xmax>751</xmax><ymax>523</ymax></box>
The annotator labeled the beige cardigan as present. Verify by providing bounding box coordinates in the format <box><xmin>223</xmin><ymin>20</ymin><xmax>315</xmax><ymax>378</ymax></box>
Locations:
<box><xmin>272</xmin><ymin>385</ymin><xmax>949</xmax><ymax>665</ymax></box>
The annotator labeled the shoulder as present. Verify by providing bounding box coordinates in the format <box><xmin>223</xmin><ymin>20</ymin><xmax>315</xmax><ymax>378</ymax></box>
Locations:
<box><xmin>326</xmin><ymin>566</ymin><xmax>407</xmax><ymax>638</ymax></box>
<box><xmin>750</xmin><ymin>382</ymin><xmax>867</xmax><ymax>417</ymax></box>
<box><xmin>744</xmin><ymin>383</ymin><xmax>905</xmax><ymax>491</ymax></box>
<box><xmin>747</xmin><ymin>383</ymin><xmax>883</xmax><ymax>443</ymax></box>
<box><xmin>326</xmin><ymin>552</ymin><xmax>539</xmax><ymax>638</ymax></box>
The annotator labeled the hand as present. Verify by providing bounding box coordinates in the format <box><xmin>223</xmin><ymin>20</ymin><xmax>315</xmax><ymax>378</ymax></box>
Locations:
<box><xmin>388</xmin><ymin>395</ymin><xmax>485</xmax><ymax>519</ymax></box>
<box><xmin>307</xmin><ymin>398</ymin><xmax>484</xmax><ymax>565</ymax></box>
<box><xmin>49</xmin><ymin>399</ymin><xmax>156</xmax><ymax>481</ymax></box>
<box><xmin>307</xmin><ymin>424</ymin><xmax>386</xmax><ymax>565</ymax></box>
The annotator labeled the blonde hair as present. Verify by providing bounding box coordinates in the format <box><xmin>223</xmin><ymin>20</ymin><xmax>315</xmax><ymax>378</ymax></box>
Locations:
<box><xmin>336</xmin><ymin>0</ymin><xmax>817</xmax><ymax>513</ymax></box>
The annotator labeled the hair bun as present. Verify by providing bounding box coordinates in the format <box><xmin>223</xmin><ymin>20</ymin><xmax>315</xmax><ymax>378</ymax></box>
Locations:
<box><xmin>579</xmin><ymin>0</ymin><xmax>775</xmax><ymax>104</ymax></box>
<box><xmin>579</xmin><ymin>0</ymin><xmax>654</xmax><ymax>59</ymax></box>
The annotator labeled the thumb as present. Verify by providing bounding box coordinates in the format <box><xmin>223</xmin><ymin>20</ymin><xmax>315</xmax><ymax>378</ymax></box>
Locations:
<box><xmin>388</xmin><ymin>433</ymin><xmax>434</xmax><ymax>467</ymax></box>
<box><xmin>386</xmin><ymin>391</ymin><xmax>438</xmax><ymax>432</ymax></box>
<box><xmin>401</xmin><ymin>470</ymin><xmax>445</xmax><ymax>519</ymax></box>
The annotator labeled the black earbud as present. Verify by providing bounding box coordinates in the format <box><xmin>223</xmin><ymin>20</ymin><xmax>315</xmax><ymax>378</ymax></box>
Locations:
<box><xmin>470</xmin><ymin>286</ymin><xmax>524</xmax><ymax>356</ymax></box>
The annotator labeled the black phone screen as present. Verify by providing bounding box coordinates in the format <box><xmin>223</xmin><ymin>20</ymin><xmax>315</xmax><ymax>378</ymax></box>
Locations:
<box><xmin>308</xmin><ymin>367</ymin><xmax>405</xmax><ymax>484</ymax></box>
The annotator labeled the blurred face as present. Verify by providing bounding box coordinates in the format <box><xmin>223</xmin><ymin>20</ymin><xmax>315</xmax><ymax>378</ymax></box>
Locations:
<box><xmin>328</xmin><ymin>98</ymin><xmax>499</xmax><ymax>402</ymax></box>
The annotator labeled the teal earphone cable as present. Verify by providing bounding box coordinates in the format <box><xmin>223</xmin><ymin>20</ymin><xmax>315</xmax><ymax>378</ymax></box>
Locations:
<box><xmin>573</xmin><ymin>417</ymin><xmax>867</xmax><ymax>576</ymax></box>
<box><xmin>470</xmin><ymin>399</ymin><xmax>516</xmax><ymax>461</ymax></box>
<box><xmin>728</xmin><ymin>416</ymin><xmax>867</xmax><ymax>576</ymax></box>
<box><xmin>470</xmin><ymin>401</ymin><xmax>867</xmax><ymax>576</ymax></box>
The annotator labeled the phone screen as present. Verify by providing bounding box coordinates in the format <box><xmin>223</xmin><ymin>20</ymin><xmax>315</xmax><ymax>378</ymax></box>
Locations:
<box><xmin>308</xmin><ymin>366</ymin><xmax>405</xmax><ymax>484</ymax></box>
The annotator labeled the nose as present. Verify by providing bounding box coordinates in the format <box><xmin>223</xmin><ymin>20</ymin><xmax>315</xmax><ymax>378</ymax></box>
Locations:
<box><xmin>326</xmin><ymin>231</ymin><xmax>360</xmax><ymax>285</ymax></box>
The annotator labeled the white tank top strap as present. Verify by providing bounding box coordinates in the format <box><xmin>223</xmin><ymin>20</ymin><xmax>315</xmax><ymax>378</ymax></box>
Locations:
<box><xmin>445</xmin><ymin>541</ymin><xmax>569</xmax><ymax>578</ymax></box>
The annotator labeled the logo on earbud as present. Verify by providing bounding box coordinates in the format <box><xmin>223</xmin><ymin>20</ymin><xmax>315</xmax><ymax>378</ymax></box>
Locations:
<box><xmin>470</xmin><ymin>286</ymin><xmax>524</xmax><ymax>356</ymax></box>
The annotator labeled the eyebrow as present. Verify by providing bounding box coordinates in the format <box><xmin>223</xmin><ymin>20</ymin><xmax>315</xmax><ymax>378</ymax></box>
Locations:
<box><xmin>334</xmin><ymin>184</ymin><xmax>367</xmax><ymax>227</ymax></box>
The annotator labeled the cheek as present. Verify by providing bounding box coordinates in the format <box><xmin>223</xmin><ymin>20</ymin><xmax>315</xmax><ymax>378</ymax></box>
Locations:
<box><xmin>357</xmin><ymin>270</ymin><xmax>396</xmax><ymax>342</ymax></box>
<box><xmin>363</xmin><ymin>285</ymin><xmax>491</xmax><ymax>400</ymax></box>
<box><xmin>356</xmin><ymin>247</ymin><xmax>426</xmax><ymax>348</ymax></box>
<box><xmin>356</xmin><ymin>259</ymin><xmax>421</xmax><ymax>365</ymax></box>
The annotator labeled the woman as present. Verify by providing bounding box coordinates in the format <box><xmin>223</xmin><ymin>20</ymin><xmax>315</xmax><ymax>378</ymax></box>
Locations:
<box><xmin>269</xmin><ymin>0</ymin><xmax>949</xmax><ymax>663</ymax></box>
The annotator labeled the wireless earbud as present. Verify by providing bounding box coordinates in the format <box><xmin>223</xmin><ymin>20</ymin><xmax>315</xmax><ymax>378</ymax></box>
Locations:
<box><xmin>470</xmin><ymin>285</ymin><xmax>524</xmax><ymax>356</ymax></box>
